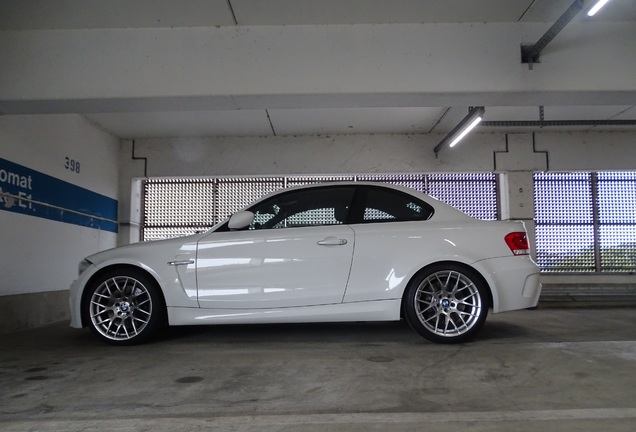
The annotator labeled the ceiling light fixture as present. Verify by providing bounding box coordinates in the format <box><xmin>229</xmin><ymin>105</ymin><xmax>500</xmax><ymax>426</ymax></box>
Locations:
<box><xmin>434</xmin><ymin>107</ymin><xmax>485</xmax><ymax>156</ymax></box>
<box><xmin>587</xmin><ymin>0</ymin><xmax>611</xmax><ymax>16</ymax></box>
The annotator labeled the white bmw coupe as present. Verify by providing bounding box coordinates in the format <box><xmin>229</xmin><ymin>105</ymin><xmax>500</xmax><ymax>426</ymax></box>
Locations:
<box><xmin>70</xmin><ymin>183</ymin><xmax>541</xmax><ymax>345</ymax></box>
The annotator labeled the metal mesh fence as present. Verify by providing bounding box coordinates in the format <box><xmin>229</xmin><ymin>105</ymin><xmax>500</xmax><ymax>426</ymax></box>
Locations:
<box><xmin>427</xmin><ymin>173</ymin><xmax>499</xmax><ymax>221</ymax></box>
<box><xmin>142</xmin><ymin>173</ymin><xmax>498</xmax><ymax>241</ymax></box>
<box><xmin>534</xmin><ymin>171</ymin><xmax>636</xmax><ymax>273</ymax></box>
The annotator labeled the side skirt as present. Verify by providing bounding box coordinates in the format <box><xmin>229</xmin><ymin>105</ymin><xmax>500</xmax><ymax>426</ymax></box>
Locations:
<box><xmin>167</xmin><ymin>299</ymin><xmax>401</xmax><ymax>326</ymax></box>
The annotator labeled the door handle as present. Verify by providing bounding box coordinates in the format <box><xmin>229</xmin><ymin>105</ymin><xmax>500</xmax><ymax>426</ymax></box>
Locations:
<box><xmin>317</xmin><ymin>237</ymin><xmax>348</xmax><ymax>246</ymax></box>
<box><xmin>167</xmin><ymin>259</ymin><xmax>195</xmax><ymax>266</ymax></box>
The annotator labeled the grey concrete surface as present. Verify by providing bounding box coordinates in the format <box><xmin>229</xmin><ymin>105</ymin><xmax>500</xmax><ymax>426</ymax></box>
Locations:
<box><xmin>0</xmin><ymin>291</ymin><xmax>69</xmax><ymax>334</ymax></box>
<box><xmin>0</xmin><ymin>308</ymin><xmax>635</xmax><ymax>432</ymax></box>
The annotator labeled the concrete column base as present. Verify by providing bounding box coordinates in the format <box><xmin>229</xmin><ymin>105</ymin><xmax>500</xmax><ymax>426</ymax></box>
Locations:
<box><xmin>0</xmin><ymin>290</ymin><xmax>70</xmax><ymax>334</ymax></box>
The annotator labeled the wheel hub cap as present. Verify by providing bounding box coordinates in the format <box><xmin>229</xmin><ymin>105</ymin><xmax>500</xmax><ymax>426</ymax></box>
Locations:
<box><xmin>116</xmin><ymin>301</ymin><xmax>131</xmax><ymax>316</ymax></box>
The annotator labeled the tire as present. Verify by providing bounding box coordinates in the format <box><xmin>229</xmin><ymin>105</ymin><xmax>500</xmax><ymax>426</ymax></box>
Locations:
<box><xmin>83</xmin><ymin>268</ymin><xmax>166</xmax><ymax>345</ymax></box>
<box><xmin>404</xmin><ymin>264</ymin><xmax>489</xmax><ymax>344</ymax></box>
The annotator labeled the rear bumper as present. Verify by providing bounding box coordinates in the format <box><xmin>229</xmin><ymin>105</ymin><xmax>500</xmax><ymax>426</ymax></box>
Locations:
<box><xmin>474</xmin><ymin>256</ymin><xmax>542</xmax><ymax>313</ymax></box>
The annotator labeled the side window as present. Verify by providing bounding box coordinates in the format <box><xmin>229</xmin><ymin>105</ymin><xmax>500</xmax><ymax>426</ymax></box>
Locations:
<box><xmin>360</xmin><ymin>187</ymin><xmax>434</xmax><ymax>223</ymax></box>
<box><xmin>252</xmin><ymin>204</ymin><xmax>281</xmax><ymax>227</ymax></box>
<box><xmin>249</xmin><ymin>187</ymin><xmax>355</xmax><ymax>230</ymax></box>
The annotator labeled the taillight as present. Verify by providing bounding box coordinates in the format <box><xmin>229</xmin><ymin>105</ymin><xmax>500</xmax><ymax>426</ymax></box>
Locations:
<box><xmin>505</xmin><ymin>232</ymin><xmax>530</xmax><ymax>255</ymax></box>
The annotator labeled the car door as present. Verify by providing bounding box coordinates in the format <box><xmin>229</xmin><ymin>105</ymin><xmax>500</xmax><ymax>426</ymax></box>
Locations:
<box><xmin>344</xmin><ymin>186</ymin><xmax>436</xmax><ymax>303</ymax></box>
<box><xmin>196</xmin><ymin>186</ymin><xmax>356</xmax><ymax>309</ymax></box>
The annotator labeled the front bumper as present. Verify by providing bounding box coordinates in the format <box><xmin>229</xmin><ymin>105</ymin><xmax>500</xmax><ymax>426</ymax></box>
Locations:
<box><xmin>69</xmin><ymin>278</ymin><xmax>84</xmax><ymax>328</ymax></box>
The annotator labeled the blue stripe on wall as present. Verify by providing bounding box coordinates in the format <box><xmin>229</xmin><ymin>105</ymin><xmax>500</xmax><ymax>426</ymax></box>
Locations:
<box><xmin>0</xmin><ymin>157</ymin><xmax>118</xmax><ymax>233</ymax></box>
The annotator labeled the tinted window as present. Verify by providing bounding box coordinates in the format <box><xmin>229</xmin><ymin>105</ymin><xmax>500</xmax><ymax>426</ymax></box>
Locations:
<box><xmin>358</xmin><ymin>187</ymin><xmax>434</xmax><ymax>223</ymax></box>
<box><xmin>248</xmin><ymin>187</ymin><xmax>355</xmax><ymax>230</ymax></box>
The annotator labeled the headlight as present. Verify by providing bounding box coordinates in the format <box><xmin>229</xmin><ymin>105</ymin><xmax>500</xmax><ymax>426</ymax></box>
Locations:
<box><xmin>78</xmin><ymin>259</ymin><xmax>93</xmax><ymax>276</ymax></box>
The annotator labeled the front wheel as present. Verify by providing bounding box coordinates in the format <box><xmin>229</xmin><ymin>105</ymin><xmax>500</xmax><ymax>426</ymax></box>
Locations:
<box><xmin>83</xmin><ymin>269</ymin><xmax>166</xmax><ymax>345</ymax></box>
<box><xmin>404</xmin><ymin>264</ymin><xmax>489</xmax><ymax>344</ymax></box>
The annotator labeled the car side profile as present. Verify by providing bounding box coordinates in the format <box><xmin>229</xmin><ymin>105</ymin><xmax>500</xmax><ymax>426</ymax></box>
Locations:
<box><xmin>69</xmin><ymin>182</ymin><xmax>541</xmax><ymax>345</ymax></box>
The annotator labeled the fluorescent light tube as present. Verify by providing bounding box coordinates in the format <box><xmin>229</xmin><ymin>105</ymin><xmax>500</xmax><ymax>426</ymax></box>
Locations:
<box><xmin>449</xmin><ymin>116</ymin><xmax>483</xmax><ymax>148</ymax></box>
<box><xmin>434</xmin><ymin>106</ymin><xmax>485</xmax><ymax>155</ymax></box>
<box><xmin>588</xmin><ymin>0</ymin><xmax>611</xmax><ymax>16</ymax></box>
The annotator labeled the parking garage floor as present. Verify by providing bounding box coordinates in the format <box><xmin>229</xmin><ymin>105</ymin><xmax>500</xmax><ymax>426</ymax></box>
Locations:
<box><xmin>1</xmin><ymin>307</ymin><xmax>635</xmax><ymax>432</ymax></box>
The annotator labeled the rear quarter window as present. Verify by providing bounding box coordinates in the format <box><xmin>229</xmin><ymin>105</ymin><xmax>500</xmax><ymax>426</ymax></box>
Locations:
<box><xmin>357</xmin><ymin>187</ymin><xmax>434</xmax><ymax>223</ymax></box>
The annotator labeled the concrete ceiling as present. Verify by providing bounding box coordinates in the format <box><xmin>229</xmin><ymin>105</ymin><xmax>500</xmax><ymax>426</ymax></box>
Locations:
<box><xmin>3</xmin><ymin>0</ymin><xmax>635</xmax><ymax>29</ymax></box>
<box><xmin>2</xmin><ymin>0</ymin><xmax>635</xmax><ymax>139</ymax></box>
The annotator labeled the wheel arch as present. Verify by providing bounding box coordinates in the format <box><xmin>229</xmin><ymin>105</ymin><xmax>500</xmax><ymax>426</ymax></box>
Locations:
<box><xmin>400</xmin><ymin>260</ymin><xmax>493</xmax><ymax>318</ymax></box>
<box><xmin>79</xmin><ymin>264</ymin><xmax>167</xmax><ymax>328</ymax></box>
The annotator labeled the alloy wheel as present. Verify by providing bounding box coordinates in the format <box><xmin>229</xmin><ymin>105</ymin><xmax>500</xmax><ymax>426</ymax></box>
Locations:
<box><xmin>414</xmin><ymin>270</ymin><xmax>483</xmax><ymax>337</ymax></box>
<box><xmin>89</xmin><ymin>276</ymin><xmax>153</xmax><ymax>341</ymax></box>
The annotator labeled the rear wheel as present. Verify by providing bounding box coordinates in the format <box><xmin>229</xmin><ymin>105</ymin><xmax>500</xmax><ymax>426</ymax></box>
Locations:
<box><xmin>404</xmin><ymin>264</ymin><xmax>489</xmax><ymax>343</ymax></box>
<box><xmin>84</xmin><ymin>269</ymin><xmax>166</xmax><ymax>345</ymax></box>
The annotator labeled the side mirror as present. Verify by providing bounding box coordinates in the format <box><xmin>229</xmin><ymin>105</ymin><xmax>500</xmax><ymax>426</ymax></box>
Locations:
<box><xmin>228</xmin><ymin>211</ymin><xmax>255</xmax><ymax>230</ymax></box>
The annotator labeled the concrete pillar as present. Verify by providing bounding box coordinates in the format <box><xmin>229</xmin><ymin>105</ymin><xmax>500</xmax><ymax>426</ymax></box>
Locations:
<box><xmin>117</xmin><ymin>140</ymin><xmax>146</xmax><ymax>245</ymax></box>
<box><xmin>496</xmin><ymin>133</ymin><xmax>548</xmax><ymax>258</ymax></box>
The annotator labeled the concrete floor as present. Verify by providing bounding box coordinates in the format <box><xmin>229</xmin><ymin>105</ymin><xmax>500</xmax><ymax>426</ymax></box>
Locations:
<box><xmin>0</xmin><ymin>307</ymin><xmax>635</xmax><ymax>432</ymax></box>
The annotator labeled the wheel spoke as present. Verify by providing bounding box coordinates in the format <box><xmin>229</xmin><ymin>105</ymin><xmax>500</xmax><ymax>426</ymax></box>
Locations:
<box><xmin>450</xmin><ymin>272</ymin><xmax>461</xmax><ymax>293</ymax></box>
<box><xmin>94</xmin><ymin>317</ymin><xmax>112</xmax><ymax>326</ymax></box>
<box><xmin>111</xmin><ymin>278</ymin><xmax>124</xmax><ymax>294</ymax></box>
<box><xmin>91</xmin><ymin>309</ymin><xmax>107</xmax><ymax>318</ymax></box>
<box><xmin>128</xmin><ymin>279</ymin><xmax>137</xmax><ymax>295</ymax></box>
<box><xmin>434</xmin><ymin>314</ymin><xmax>442</xmax><ymax>333</ymax></box>
<box><xmin>456</xmin><ymin>309</ymin><xmax>480</xmax><ymax>319</ymax></box>
<box><xmin>443</xmin><ymin>272</ymin><xmax>452</xmax><ymax>289</ymax></box>
<box><xmin>420</xmin><ymin>312</ymin><xmax>437</xmax><ymax>324</ymax></box>
<box><xmin>90</xmin><ymin>301</ymin><xmax>107</xmax><ymax>311</ymax></box>
<box><xmin>443</xmin><ymin>315</ymin><xmax>451</xmax><ymax>335</ymax></box>
<box><xmin>447</xmin><ymin>314</ymin><xmax>458</xmax><ymax>334</ymax></box>
<box><xmin>418</xmin><ymin>312</ymin><xmax>436</xmax><ymax>324</ymax></box>
<box><xmin>457</xmin><ymin>298</ymin><xmax>478</xmax><ymax>308</ymax></box>
<box><xmin>416</xmin><ymin>303</ymin><xmax>435</xmax><ymax>315</ymax></box>
<box><xmin>136</xmin><ymin>298</ymin><xmax>150</xmax><ymax>307</ymax></box>
<box><xmin>132</xmin><ymin>315</ymin><xmax>149</xmax><ymax>325</ymax></box>
<box><xmin>458</xmin><ymin>290</ymin><xmax>479</xmax><ymax>301</ymax></box>
<box><xmin>455</xmin><ymin>283</ymin><xmax>476</xmax><ymax>296</ymax></box>
<box><xmin>433</xmin><ymin>273</ymin><xmax>445</xmax><ymax>290</ymax></box>
<box><xmin>452</xmin><ymin>312</ymin><xmax>467</xmax><ymax>328</ymax></box>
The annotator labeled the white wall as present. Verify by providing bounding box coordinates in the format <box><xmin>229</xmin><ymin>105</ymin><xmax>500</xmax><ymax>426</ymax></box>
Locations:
<box><xmin>131</xmin><ymin>132</ymin><xmax>506</xmax><ymax>177</ymax></box>
<box><xmin>0</xmin><ymin>114</ymin><xmax>119</xmax><ymax>296</ymax></box>
<box><xmin>129</xmin><ymin>130</ymin><xmax>636</xmax><ymax>178</ymax></box>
